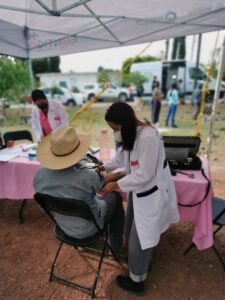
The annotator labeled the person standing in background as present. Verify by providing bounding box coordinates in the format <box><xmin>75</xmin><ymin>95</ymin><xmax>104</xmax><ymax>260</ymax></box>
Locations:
<box><xmin>134</xmin><ymin>83</ymin><xmax>144</xmax><ymax>112</ymax></box>
<box><xmin>177</xmin><ymin>79</ymin><xmax>185</xmax><ymax>105</ymax></box>
<box><xmin>151</xmin><ymin>81</ymin><xmax>163</xmax><ymax>126</ymax></box>
<box><xmin>31</xmin><ymin>89</ymin><xmax>69</xmax><ymax>142</ymax></box>
<box><xmin>165</xmin><ymin>83</ymin><xmax>179</xmax><ymax>128</ymax></box>
<box><xmin>192</xmin><ymin>82</ymin><xmax>203</xmax><ymax>120</ymax></box>
<box><xmin>151</xmin><ymin>75</ymin><xmax>158</xmax><ymax>91</ymax></box>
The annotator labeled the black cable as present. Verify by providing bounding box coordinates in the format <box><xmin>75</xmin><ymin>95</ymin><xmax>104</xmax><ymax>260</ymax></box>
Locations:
<box><xmin>178</xmin><ymin>168</ymin><xmax>211</xmax><ymax>207</ymax></box>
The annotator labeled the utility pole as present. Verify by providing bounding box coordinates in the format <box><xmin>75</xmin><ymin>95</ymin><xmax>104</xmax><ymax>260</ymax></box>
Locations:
<box><xmin>193</xmin><ymin>33</ymin><xmax>202</xmax><ymax>91</ymax></box>
<box><xmin>165</xmin><ymin>39</ymin><xmax>169</xmax><ymax>60</ymax></box>
<box><xmin>190</xmin><ymin>35</ymin><xmax>196</xmax><ymax>61</ymax></box>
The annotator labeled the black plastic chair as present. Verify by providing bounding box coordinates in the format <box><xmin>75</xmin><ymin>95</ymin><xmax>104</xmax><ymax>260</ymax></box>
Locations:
<box><xmin>34</xmin><ymin>193</ymin><xmax>122</xmax><ymax>298</ymax></box>
<box><xmin>211</xmin><ymin>196</ymin><xmax>225</xmax><ymax>270</ymax></box>
<box><xmin>3</xmin><ymin>130</ymin><xmax>33</xmax><ymax>144</ymax></box>
<box><xmin>3</xmin><ymin>130</ymin><xmax>33</xmax><ymax>223</ymax></box>
<box><xmin>184</xmin><ymin>196</ymin><xmax>225</xmax><ymax>271</ymax></box>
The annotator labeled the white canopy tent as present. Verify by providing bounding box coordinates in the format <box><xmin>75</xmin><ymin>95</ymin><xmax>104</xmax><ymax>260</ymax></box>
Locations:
<box><xmin>0</xmin><ymin>0</ymin><xmax>225</xmax><ymax>59</ymax></box>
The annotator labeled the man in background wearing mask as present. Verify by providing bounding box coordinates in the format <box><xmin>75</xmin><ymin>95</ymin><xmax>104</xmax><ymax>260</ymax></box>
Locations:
<box><xmin>31</xmin><ymin>89</ymin><xmax>69</xmax><ymax>142</ymax></box>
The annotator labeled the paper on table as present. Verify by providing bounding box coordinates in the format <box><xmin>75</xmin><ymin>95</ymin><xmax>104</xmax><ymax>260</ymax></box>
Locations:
<box><xmin>21</xmin><ymin>143</ymin><xmax>37</xmax><ymax>151</ymax></box>
<box><xmin>0</xmin><ymin>153</ymin><xmax>19</xmax><ymax>162</ymax></box>
<box><xmin>0</xmin><ymin>145</ymin><xmax>23</xmax><ymax>154</ymax></box>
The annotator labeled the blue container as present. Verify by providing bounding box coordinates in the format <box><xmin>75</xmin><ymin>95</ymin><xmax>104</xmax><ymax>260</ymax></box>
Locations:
<box><xmin>28</xmin><ymin>150</ymin><xmax>37</xmax><ymax>161</ymax></box>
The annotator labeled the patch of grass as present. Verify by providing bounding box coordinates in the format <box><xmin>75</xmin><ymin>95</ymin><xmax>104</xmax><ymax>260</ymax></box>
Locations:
<box><xmin>1</xmin><ymin>103</ymin><xmax>225</xmax><ymax>155</ymax></box>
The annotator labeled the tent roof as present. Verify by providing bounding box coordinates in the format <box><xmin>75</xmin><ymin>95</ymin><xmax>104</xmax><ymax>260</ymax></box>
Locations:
<box><xmin>0</xmin><ymin>0</ymin><xmax>225</xmax><ymax>58</ymax></box>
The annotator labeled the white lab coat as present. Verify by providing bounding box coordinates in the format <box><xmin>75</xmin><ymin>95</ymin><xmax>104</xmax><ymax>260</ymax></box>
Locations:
<box><xmin>31</xmin><ymin>100</ymin><xmax>69</xmax><ymax>141</ymax></box>
<box><xmin>104</xmin><ymin>126</ymin><xmax>179</xmax><ymax>250</ymax></box>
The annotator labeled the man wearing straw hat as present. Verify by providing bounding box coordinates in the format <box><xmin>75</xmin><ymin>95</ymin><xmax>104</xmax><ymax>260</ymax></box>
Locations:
<box><xmin>33</xmin><ymin>125</ymin><xmax>125</xmax><ymax>252</ymax></box>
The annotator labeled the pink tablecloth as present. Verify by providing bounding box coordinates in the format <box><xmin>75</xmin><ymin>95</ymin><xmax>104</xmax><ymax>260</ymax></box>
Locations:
<box><xmin>0</xmin><ymin>157</ymin><xmax>41</xmax><ymax>200</ymax></box>
<box><xmin>0</xmin><ymin>150</ymin><xmax>213</xmax><ymax>250</ymax></box>
<box><xmin>173</xmin><ymin>157</ymin><xmax>213</xmax><ymax>250</ymax></box>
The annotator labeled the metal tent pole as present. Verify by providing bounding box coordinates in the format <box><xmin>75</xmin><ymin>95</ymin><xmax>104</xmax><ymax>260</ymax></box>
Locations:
<box><xmin>207</xmin><ymin>37</ymin><xmax>225</xmax><ymax>159</ymax></box>
<box><xmin>28</xmin><ymin>57</ymin><xmax>34</xmax><ymax>89</ymax></box>
<box><xmin>24</xmin><ymin>26</ymin><xmax>34</xmax><ymax>89</ymax></box>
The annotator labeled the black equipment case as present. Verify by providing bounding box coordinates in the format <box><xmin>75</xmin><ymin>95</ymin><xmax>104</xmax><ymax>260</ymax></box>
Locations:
<box><xmin>163</xmin><ymin>136</ymin><xmax>202</xmax><ymax>170</ymax></box>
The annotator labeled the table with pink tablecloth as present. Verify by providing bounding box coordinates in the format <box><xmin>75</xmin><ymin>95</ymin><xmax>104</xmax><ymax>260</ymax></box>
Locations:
<box><xmin>0</xmin><ymin>157</ymin><xmax>41</xmax><ymax>200</ymax></box>
<box><xmin>0</xmin><ymin>151</ymin><xmax>213</xmax><ymax>250</ymax></box>
<box><xmin>173</xmin><ymin>157</ymin><xmax>213</xmax><ymax>250</ymax></box>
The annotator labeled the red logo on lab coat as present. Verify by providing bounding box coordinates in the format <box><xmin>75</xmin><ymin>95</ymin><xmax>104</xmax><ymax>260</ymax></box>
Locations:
<box><xmin>131</xmin><ymin>160</ymin><xmax>139</xmax><ymax>166</ymax></box>
<box><xmin>54</xmin><ymin>115</ymin><xmax>60</xmax><ymax>121</ymax></box>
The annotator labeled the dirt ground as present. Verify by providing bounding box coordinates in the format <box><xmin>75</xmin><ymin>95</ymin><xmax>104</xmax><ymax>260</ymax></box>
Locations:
<box><xmin>1</xmin><ymin>113</ymin><xmax>225</xmax><ymax>299</ymax></box>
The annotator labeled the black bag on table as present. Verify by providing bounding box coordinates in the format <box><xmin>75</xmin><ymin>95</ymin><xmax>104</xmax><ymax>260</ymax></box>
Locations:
<box><xmin>162</xmin><ymin>136</ymin><xmax>202</xmax><ymax>170</ymax></box>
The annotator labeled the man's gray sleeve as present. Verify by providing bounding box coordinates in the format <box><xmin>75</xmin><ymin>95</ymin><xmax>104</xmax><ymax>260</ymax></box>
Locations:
<box><xmin>88</xmin><ymin>170</ymin><xmax>105</xmax><ymax>193</ymax></box>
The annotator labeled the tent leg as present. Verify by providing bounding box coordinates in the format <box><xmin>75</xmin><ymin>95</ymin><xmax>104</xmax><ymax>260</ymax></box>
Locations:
<box><xmin>28</xmin><ymin>57</ymin><xmax>34</xmax><ymax>89</ymax></box>
<box><xmin>207</xmin><ymin>37</ymin><xmax>225</xmax><ymax>159</ymax></box>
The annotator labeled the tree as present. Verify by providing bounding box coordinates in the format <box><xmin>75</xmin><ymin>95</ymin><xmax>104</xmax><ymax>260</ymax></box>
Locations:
<box><xmin>210</xmin><ymin>48</ymin><xmax>225</xmax><ymax>80</ymax></box>
<box><xmin>49</xmin><ymin>56</ymin><xmax>60</xmax><ymax>72</ymax></box>
<box><xmin>97</xmin><ymin>67</ymin><xmax>120</xmax><ymax>83</ymax></box>
<box><xmin>120</xmin><ymin>55</ymin><xmax>160</xmax><ymax>86</ymax></box>
<box><xmin>121</xmin><ymin>72</ymin><xmax>148</xmax><ymax>87</ymax></box>
<box><xmin>32</xmin><ymin>56</ymin><xmax>61</xmax><ymax>78</ymax></box>
<box><xmin>172</xmin><ymin>37</ymin><xmax>186</xmax><ymax>59</ymax></box>
<box><xmin>0</xmin><ymin>56</ymin><xmax>30</xmax><ymax>102</ymax></box>
<box><xmin>121</xmin><ymin>55</ymin><xmax>160</xmax><ymax>74</ymax></box>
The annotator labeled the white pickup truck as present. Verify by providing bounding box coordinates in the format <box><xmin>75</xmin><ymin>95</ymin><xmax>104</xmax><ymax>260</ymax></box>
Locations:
<box><xmin>41</xmin><ymin>86</ymin><xmax>85</xmax><ymax>107</ymax></box>
<box><xmin>82</xmin><ymin>83</ymin><xmax>131</xmax><ymax>102</ymax></box>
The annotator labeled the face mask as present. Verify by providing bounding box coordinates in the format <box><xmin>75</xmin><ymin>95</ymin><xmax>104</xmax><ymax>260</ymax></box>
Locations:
<box><xmin>113</xmin><ymin>130</ymin><xmax>123</xmax><ymax>143</ymax></box>
<box><xmin>37</xmin><ymin>102</ymin><xmax>48</xmax><ymax>111</ymax></box>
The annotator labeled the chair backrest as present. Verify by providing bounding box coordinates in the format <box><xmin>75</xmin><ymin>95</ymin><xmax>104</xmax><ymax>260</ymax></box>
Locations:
<box><xmin>3</xmin><ymin>130</ymin><xmax>33</xmax><ymax>144</ymax></box>
<box><xmin>34</xmin><ymin>193</ymin><xmax>101</xmax><ymax>231</ymax></box>
<box><xmin>212</xmin><ymin>196</ymin><xmax>225</xmax><ymax>225</ymax></box>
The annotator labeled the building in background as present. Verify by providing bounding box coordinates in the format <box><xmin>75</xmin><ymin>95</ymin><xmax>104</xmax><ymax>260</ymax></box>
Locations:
<box><xmin>37</xmin><ymin>72</ymin><xmax>97</xmax><ymax>91</ymax></box>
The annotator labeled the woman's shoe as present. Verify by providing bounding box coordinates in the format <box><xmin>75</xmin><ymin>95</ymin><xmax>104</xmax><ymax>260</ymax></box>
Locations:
<box><xmin>116</xmin><ymin>275</ymin><xmax>145</xmax><ymax>295</ymax></box>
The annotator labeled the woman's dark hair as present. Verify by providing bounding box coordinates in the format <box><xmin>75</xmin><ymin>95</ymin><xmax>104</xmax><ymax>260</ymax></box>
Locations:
<box><xmin>105</xmin><ymin>102</ymin><xmax>145</xmax><ymax>151</ymax></box>
<box><xmin>172</xmin><ymin>83</ymin><xmax>177</xmax><ymax>90</ymax></box>
<box><xmin>170</xmin><ymin>83</ymin><xmax>177</xmax><ymax>96</ymax></box>
<box><xmin>31</xmin><ymin>89</ymin><xmax>47</xmax><ymax>102</ymax></box>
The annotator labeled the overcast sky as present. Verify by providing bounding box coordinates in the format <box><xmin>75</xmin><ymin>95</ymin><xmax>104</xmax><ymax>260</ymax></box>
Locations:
<box><xmin>60</xmin><ymin>31</ymin><xmax>225</xmax><ymax>73</ymax></box>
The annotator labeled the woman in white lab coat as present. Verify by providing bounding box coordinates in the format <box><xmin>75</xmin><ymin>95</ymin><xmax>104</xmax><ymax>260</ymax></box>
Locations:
<box><xmin>98</xmin><ymin>102</ymin><xmax>179</xmax><ymax>294</ymax></box>
<box><xmin>31</xmin><ymin>89</ymin><xmax>69</xmax><ymax>142</ymax></box>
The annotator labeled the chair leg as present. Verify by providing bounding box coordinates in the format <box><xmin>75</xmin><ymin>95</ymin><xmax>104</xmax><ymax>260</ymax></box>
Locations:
<box><xmin>91</xmin><ymin>237</ymin><xmax>108</xmax><ymax>298</ymax></box>
<box><xmin>50</xmin><ymin>231</ymin><xmax>123</xmax><ymax>297</ymax></box>
<box><xmin>213</xmin><ymin>225</ymin><xmax>223</xmax><ymax>236</ymax></box>
<box><xmin>212</xmin><ymin>245</ymin><xmax>225</xmax><ymax>271</ymax></box>
<box><xmin>19</xmin><ymin>200</ymin><xmax>27</xmax><ymax>223</ymax></box>
<box><xmin>50</xmin><ymin>241</ymin><xmax>64</xmax><ymax>281</ymax></box>
<box><xmin>49</xmin><ymin>240</ymin><xmax>107</xmax><ymax>297</ymax></box>
<box><xmin>183</xmin><ymin>242</ymin><xmax>195</xmax><ymax>255</ymax></box>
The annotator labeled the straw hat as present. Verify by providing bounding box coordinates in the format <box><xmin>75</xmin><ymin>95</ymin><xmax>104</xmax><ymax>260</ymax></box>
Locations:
<box><xmin>37</xmin><ymin>125</ymin><xmax>91</xmax><ymax>170</ymax></box>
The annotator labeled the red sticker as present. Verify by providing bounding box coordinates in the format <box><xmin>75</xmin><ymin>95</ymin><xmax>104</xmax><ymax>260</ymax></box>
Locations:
<box><xmin>131</xmin><ymin>160</ymin><xmax>139</xmax><ymax>166</ymax></box>
<box><xmin>54</xmin><ymin>115</ymin><xmax>60</xmax><ymax>121</ymax></box>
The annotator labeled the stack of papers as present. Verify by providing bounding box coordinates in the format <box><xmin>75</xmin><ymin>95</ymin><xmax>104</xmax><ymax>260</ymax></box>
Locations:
<box><xmin>0</xmin><ymin>143</ymin><xmax>38</xmax><ymax>161</ymax></box>
<box><xmin>0</xmin><ymin>153</ymin><xmax>19</xmax><ymax>162</ymax></box>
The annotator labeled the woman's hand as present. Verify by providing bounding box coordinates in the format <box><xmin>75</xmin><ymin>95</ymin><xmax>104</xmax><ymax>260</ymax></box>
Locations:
<box><xmin>95</xmin><ymin>165</ymin><xmax>105</xmax><ymax>173</ymax></box>
<box><xmin>98</xmin><ymin>182</ymin><xmax>119</xmax><ymax>194</ymax></box>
